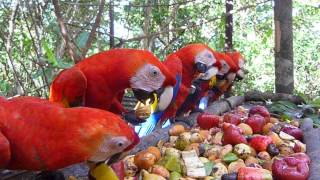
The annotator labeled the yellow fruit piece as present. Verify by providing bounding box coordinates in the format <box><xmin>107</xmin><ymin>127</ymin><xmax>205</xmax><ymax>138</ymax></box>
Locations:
<box><xmin>91</xmin><ymin>163</ymin><xmax>119</xmax><ymax>180</ymax></box>
<box><xmin>209</xmin><ymin>76</ymin><xmax>217</xmax><ymax>88</ymax></box>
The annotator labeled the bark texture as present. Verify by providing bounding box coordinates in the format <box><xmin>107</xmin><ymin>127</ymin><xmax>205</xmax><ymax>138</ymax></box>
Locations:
<box><xmin>274</xmin><ymin>0</ymin><xmax>294</xmax><ymax>94</ymax></box>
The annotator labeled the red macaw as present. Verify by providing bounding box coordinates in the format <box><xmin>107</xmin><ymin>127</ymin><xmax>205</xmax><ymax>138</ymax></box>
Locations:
<box><xmin>225</xmin><ymin>51</ymin><xmax>246</xmax><ymax>80</ymax></box>
<box><xmin>0</xmin><ymin>96</ymin><xmax>139</xmax><ymax>171</ymax></box>
<box><xmin>137</xmin><ymin>44</ymin><xmax>220</xmax><ymax>136</ymax></box>
<box><xmin>175</xmin><ymin>51</ymin><xmax>237</xmax><ymax>115</ymax></box>
<box><xmin>49</xmin><ymin>49</ymin><xmax>176</xmax><ymax>124</ymax></box>
<box><xmin>158</xmin><ymin>44</ymin><xmax>219</xmax><ymax>122</ymax></box>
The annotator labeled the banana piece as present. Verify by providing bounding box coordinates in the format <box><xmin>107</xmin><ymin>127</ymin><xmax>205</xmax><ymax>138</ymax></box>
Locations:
<box><xmin>181</xmin><ymin>150</ymin><xmax>206</xmax><ymax>178</ymax></box>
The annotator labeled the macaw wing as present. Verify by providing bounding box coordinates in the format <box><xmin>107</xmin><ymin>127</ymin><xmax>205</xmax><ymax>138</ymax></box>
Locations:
<box><xmin>49</xmin><ymin>67</ymin><xmax>87</xmax><ymax>107</ymax></box>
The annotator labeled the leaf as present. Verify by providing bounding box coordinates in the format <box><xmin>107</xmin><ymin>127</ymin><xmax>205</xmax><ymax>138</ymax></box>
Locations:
<box><xmin>42</xmin><ymin>39</ymin><xmax>58</xmax><ymax>66</ymax></box>
<box><xmin>76</xmin><ymin>31</ymin><xmax>90</xmax><ymax>49</ymax></box>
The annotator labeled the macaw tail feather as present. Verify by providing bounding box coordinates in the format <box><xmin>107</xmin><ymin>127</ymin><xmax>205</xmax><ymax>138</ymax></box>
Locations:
<box><xmin>137</xmin><ymin>111</ymin><xmax>163</xmax><ymax>137</ymax></box>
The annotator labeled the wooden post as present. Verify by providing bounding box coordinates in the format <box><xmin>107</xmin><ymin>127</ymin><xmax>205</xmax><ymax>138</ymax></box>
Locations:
<box><xmin>224</xmin><ymin>0</ymin><xmax>233</xmax><ymax>98</ymax></box>
<box><xmin>225</xmin><ymin>0</ymin><xmax>233</xmax><ymax>50</ymax></box>
<box><xmin>274</xmin><ymin>0</ymin><xmax>294</xmax><ymax>94</ymax></box>
<box><xmin>109</xmin><ymin>0</ymin><xmax>115</xmax><ymax>49</ymax></box>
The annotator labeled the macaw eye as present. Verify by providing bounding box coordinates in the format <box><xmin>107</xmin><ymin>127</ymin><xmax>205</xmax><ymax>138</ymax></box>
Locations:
<box><xmin>195</xmin><ymin>62</ymin><xmax>207</xmax><ymax>73</ymax></box>
<box><xmin>149</xmin><ymin>66</ymin><xmax>160</xmax><ymax>77</ymax></box>
<box><xmin>117</xmin><ymin>142</ymin><xmax>123</xmax><ymax>147</ymax></box>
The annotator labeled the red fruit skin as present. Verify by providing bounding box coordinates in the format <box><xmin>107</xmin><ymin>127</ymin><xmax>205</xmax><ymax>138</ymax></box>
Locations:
<box><xmin>222</xmin><ymin>124</ymin><xmax>247</xmax><ymax>145</ymax></box>
<box><xmin>272</xmin><ymin>156</ymin><xmax>310</xmax><ymax>180</ymax></box>
<box><xmin>293</xmin><ymin>143</ymin><xmax>301</xmax><ymax>153</ymax></box>
<box><xmin>289</xmin><ymin>153</ymin><xmax>311</xmax><ymax>165</ymax></box>
<box><xmin>249</xmin><ymin>135</ymin><xmax>272</xmax><ymax>152</ymax></box>
<box><xmin>249</xmin><ymin>105</ymin><xmax>270</xmax><ymax>118</ymax></box>
<box><xmin>281</xmin><ymin>125</ymin><xmax>303</xmax><ymax>141</ymax></box>
<box><xmin>238</xmin><ymin>167</ymin><xmax>271</xmax><ymax>180</ymax></box>
<box><xmin>111</xmin><ymin>161</ymin><xmax>125</xmax><ymax>180</ymax></box>
<box><xmin>245</xmin><ymin>114</ymin><xmax>266</xmax><ymax>134</ymax></box>
<box><xmin>223</xmin><ymin>113</ymin><xmax>241</xmax><ymax>125</ymax></box>
<box><xmin>197</xmin><ymin>113</ymin><xmax>220</xmax><ymax>130</ymax></box>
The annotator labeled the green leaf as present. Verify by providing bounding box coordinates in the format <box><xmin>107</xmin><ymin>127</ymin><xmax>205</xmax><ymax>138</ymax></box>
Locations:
<box><xmin>76</xmin><ymin>31</ymin><xmax>90</xmax><ymax>49</ymax></box>
<box><xmin>42</xmin><ymin>40</ymin><xmax>58</xmax><ymax>66</ymax></box>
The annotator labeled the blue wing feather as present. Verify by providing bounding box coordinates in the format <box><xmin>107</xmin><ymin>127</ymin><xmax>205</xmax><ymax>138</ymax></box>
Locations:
<box><xmin>137</xmin><ymin>75</ymin><xmax>181</xmax><ymax>137</ymax></box>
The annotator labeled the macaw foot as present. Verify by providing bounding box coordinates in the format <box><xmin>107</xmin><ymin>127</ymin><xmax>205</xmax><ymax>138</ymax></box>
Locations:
<box><xmin>122</xmin><ymin>111</ymin><xmax>146</xmax><ymax>125</ymax></box>
<box><xmin>191</xmin><ymin>107</ymin><xmax>204</xmax><ymax>114</ymax></box>
<box><xmin>36</xmin><ymin>170</ymin><xmax>65</xmax><ymax>180</ymax></box>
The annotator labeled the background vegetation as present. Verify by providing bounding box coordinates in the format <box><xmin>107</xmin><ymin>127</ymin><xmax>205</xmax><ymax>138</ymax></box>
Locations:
<box><xmin>0</xmin><ymin>0</ymin><xmax>319</xmax><ymax>102</ymax></box>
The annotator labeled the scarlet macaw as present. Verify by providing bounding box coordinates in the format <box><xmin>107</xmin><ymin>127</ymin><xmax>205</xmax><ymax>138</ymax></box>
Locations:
<box><xmin>0</xmin><ymin>96</ymin><xmax>139</xmax><ymax>174</ymax></box>
<box><xmin>49</xmin><ymin>49</ymin><xmax>176</xmax><ymax>124</ymax></box>
<box><xmin>176</xmin><ymin>50</ymin><xmax>241</xmax><ymax>115</ymax></box>
<box><xmin>138</xmin><ymin>44</ymin><xmax>219</xmax><ymax>136</ymax></box>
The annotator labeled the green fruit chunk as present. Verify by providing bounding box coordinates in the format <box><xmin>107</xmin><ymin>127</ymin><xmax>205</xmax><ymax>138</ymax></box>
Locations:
<box><xmin>169</xmin><ymin>171</ymin><xmax>182</xmax><ymax>180</ymax></box>
<box><xmin>222</xmin><ymin>152</ymin><xmax>238</xmax><ymax>163</ymax></box>
<box><xmin>175</xmin><ymin>138</ymin><xmax>189</xmax><ymax>150</ymax></box>
<box><xmin>204</xmin><ymin>162</ymin><xmax>215</xmax><ymax>176</ymax></box>
<box><xmin>157</xmin><ymin>155</ymin><xmax>182</xmax><ymax>173</ymax></box>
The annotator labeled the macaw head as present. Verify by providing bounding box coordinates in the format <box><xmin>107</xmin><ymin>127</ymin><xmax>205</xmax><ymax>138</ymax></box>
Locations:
<box><xmin>175</xmin><ymin>43</ymin><xmax>219</xmax><ymax>82</ymax></box>
<box><xmin>87</xmin><ymin>111</ymin><xmax>140</xmax><ymax>164</ymax></box>
<box><xmin>214</xmin><ymin>52</ymin><xmax>239</xmax><ymax>84</ymax></box>
<box><xmin>120</xmin><ymin>49</ymin><xmax>176</xmax><ymax>112</ymax></box>
<box><xmin>226</xmin><ymin>51</ymin><xmax>246</xmax><ymax>81</ymax></box>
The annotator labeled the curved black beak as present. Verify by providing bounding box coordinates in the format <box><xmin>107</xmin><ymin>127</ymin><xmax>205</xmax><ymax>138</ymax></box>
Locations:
<box><xmin>195</xmin><ymin>62</ymin><xmax>208</xmax><ymax>73</ymax></box>
<box><xmin>106</xmin><ymin>152</ymin><xmax>122</xmax><ymax>165</ymax></box>
<box><xmin>132</xmin><ymin>88</ymin><xmax>163</xmax><ymax>104</ymax></box>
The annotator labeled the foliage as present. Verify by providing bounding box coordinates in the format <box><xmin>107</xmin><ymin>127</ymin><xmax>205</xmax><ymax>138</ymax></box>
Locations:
<box><xmin>0</xmin><ymin>0</ymin><xmax>319</xmax><ymax>100</ymax></box>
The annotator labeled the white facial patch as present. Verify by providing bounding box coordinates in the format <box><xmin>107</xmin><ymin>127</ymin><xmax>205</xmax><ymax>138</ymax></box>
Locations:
<box><xmin>238</xmin><ymin>58</ymin><xmax>245</xmax><ymax>68</ymax></box>
<box><xmin>130</xmin><ymin>64</ymin><xmax>165</xmax><ymax>92</ymax></box>
<box><xmin>157</xmin><ymin>86</ymin><xmax>173</xmax><ymax>111</ymax></box>
<box><xmin>89</xmin><ymin>136</ymin><xmax>131</xmax><ymax>162</ymax></box>
<box><xmin>237</xmin><ymin>69</ymin><xmax>245</xmax><ymax>78</ymax></box>
<box><xmin>195</xmin><ymin>49</ymin><xmax>216</xmax><ymax>67</ymax></box>
<box><xmin>200</xmin><ymin>67</ymin><xmax>218</xmax><ymax>80</ymax></box>
<box><xmin>227</xmin><ymin>73</ymin><xmax>236</xmax><ymax>82</ymax></box>
<box><xmin>219</xmin><ymin>60</ymin><xmax>230</xmax><ymax>75</ymax></box>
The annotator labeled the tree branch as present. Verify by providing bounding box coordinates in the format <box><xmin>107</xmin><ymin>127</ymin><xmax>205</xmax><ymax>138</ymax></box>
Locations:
<box><xmin>52</xmin><ymin>0</ymin><xmax>83</xmax><ymax>63</ymax></box>
<box><xmin>81</xmin><ymin>0</ymin><xmax>106</xmax><ymax>57</ymax></box>
<box><xmin>5</xmin><ymin>0</ymin><xmax>26</xmax><ymax>95</ymax></box>
<box><xmin>116</xmin><ymin>0</ymin><xmax>272</xmax><ymax>46</ymax></box>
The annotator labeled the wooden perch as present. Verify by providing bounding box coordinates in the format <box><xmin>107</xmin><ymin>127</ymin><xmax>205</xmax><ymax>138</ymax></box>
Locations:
<box><xmin>244</xmin><ymin>91</ymin><xmax>305</xmax><ymax>104</ymax></box>
<box><xmin>129</xmin><ymin>96</ymin><xmax>245</xmax><ymax>154</ymax></box>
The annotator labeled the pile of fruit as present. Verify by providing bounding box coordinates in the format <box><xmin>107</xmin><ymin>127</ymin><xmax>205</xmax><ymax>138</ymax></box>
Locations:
<box><xmin>116</xmin><ymin>105</ymin><xmax>310</xmax><ymax>180</ymax></box>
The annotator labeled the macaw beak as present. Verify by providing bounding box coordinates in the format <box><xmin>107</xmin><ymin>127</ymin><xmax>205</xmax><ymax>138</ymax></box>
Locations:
<box><xmin>197</xmin><ymin>66</ymin><xmax>218</xmax><ymax>80</ymax></box>
<box><xmin>235</xmin><ymin>68</ymin><xmax>247</xmax><ymax>81</ymax></box>
<box><xmin>133</xmin><ymin>86</ymin><xmax>174</xmax><ymax>113</ymax></box>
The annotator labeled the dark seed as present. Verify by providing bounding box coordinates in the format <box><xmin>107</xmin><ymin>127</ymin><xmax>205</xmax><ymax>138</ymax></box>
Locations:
<box><xmin>221</xmin><ymin>172</ymin><xmax>238</xmax><ymax>180</ymax></box>
<box><xmin>267</xmin><ymin>143</ymin><xmax>280</xmax><ymax>156</ymax></box>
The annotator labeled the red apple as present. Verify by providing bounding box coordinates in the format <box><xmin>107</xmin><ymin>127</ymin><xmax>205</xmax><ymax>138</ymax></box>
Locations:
<box><xmin>249</xmin><ymin>105</ymin><xmax>270</xmax><ymax>118</ymax></box>
<box><xmin>289</xmin><ymin>153</ymin><xmax>311</xmax><ymax>165</ymax></box>
<box><xmin>223</xmin><ymin>113</ymin><xmax>241</xmax><ymax>125</ymax></box>
<box><xmin>281</xmin><ymin>125</ymin><xmax>303</xmax><ymax>141</ymax></box>
<box><xmin>245</xmin><ymin>114</ymin><xmax>266</xmax><ymax>134</ymax></box>
<box><xmin>197</xmin><ymin>113</ymin><xmax>220</xmax><ymax>130</ymax></box>
<box><xmin>222</xmin><ymin>123</ymin><xmax>247</xmax><ymax>145</ymax></box>
<box><xmin>249</xmin><ymin>135</ymin><xmax>273</xmax><ymax>152</ymax></box>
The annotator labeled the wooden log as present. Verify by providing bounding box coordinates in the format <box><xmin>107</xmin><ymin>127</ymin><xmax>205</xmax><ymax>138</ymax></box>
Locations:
<box><xmin>129</xmin><ymin>96</ymin><xmax>245</xmax><ymax>154</ymax></box>
<box><xmin>244</xmin><ymin>91</ymin><xmax>305</xmax><ymax>104</ymax></box>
